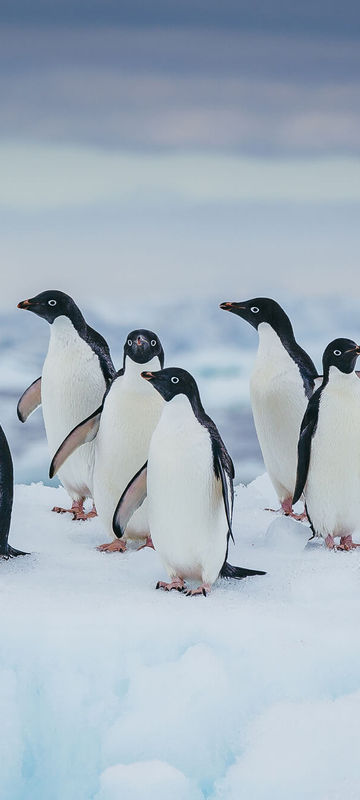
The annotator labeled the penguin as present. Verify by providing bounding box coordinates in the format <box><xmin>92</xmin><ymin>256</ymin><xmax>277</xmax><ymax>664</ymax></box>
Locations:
<box><xmin>0</xmin><ymin>425</ymin><xmax>27</xmax><ymax>558</ymax></box>
<box><xmin>113</xmin><ymin>367</ymin><xmax>266</xmax><ymax>595</ymax></box>
<box><xmin>17</xmin><ymin>290</ymin><xmax>116</xmax><ymax>519</ymax></box>
<box><xmin>49</xmin><ymin>330</ymin><xmax>165</xmax><ymax>551</ymax></box>
<box><xmin>293</xmin><ymin>338</ymin><xmax>360</xmax><ymax>551</ymax></box>
<box><xmin>220</xmin><ymin>298</ymin><xmax>319</xmax><ymax>519</ymax></box>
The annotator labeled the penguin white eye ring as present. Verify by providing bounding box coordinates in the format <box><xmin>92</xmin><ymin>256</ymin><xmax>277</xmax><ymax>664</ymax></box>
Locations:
<box><xmin>128</xmin><ymin>339</ymin><xmax>132</xmax><ymax>346</ymax></box>
<box><xmin>151</xmin><ymin>340</ymin><xmax>157</xmax><ymax>346</ymax></box>
<box><xmin>251</xmin><ymin>306</ymin><xmax>259</xmax><ymax>313</ymax></box>
<box><xmin>48</xmin><ymin>299</ymin><xmax>57</xmax><ymax>306</ymax></box>
<box><xmin>333</xmin><ymin>349</ymin><xmax>342</xmax><ymax>356</ymax></box>
<box><xmin>171</xmin><ymin>376</ymin><xmax>179</xmax><ymax>384</ymax></box>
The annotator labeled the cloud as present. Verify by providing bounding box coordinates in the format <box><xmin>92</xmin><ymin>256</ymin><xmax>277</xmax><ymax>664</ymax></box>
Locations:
<box><xmin>0</xmin><ymin>28</ymin><xmax>359</xmax><ymax>155</ymax></box>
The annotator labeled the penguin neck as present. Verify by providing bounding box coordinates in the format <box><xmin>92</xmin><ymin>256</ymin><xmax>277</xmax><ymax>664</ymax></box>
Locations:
<box><xmin>162</xmin><ymin>392</ymin><xmax>205</xmax><ymax>429</ymax></box>
<box><xmin>257</xmin><ymin>320</ymin><xmax>297</xmax><ymax>359</ymax></box>
<box><xmin>49</xmin><ymin>314</ymin><xmax>86</xmax><ymax>344</ymax></box>
<box><xmin>123</xmin><ymin>355</ymin><xmax>161</xmax><ymax>392</ymax></box>
<box><xmin>324</xmin><ymin>365</ymin><xmax>358</xmax><ymax>389</ymax></box>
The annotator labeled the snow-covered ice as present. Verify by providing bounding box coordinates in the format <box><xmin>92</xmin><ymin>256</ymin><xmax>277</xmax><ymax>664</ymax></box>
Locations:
<box><xmin>1</xmin><ymin>474</ymin><xmax>360</xmax><ymax>800</ymax></box>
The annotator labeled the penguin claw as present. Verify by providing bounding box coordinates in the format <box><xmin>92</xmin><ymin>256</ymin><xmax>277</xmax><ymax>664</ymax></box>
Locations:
<box><xmin>155</xmin><ymin>579</ymin><xmax>186</xmax><ymax>592</ymax></box>
<box><xmin>185</xmin><ymin>585</ymin><xmax>210</xmax><ymax>597</ymax></box>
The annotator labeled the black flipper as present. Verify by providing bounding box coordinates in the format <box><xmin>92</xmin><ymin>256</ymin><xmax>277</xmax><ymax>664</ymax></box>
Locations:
<box><xmin>0</xmin><ymin>426</ymin><xmax>28</xmax><ymax>557</ymax></box>
<box><xmin>220</xmin><ymin>561</ymin><xmax>266</xmax><ymax>579</ymax></box>
<box><xmin>49</xmin><ymin>405</ymin><xmax>103</xmax><ymax>479</ymax></box>
<box><xmin>113</xmin><ymin>462</ymin><xmax>148</xmax><ymax>539</ymax></box>
<box><xmin>216</xmin><ymin>454</ymin><xmax>235</xmax><ymax>544</ymax></box>
<box><xmin>293</xmin><ymin>387</ymin><xmax>322</xmax><ymax>505</ymax></box>
<box><xmin>17</xmin><ymin>377</ymin><xmax>42</xmax><ymax>422</ymax></box>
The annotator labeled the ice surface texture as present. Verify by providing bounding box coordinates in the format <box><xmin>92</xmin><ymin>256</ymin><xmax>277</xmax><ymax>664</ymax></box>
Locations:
<box><xmin>1</xmin><ymin>475</ymin><xmax>360</xmax><ymax>799</ymax></box>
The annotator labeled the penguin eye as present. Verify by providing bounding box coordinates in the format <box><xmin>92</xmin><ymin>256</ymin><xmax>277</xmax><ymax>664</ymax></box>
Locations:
<box><xmin>333</xmin><ymin>349</ymin><xmax>342</xmax><ymax>356</ymax></box>
<box><xmin>48</xmin><ymin>299</ymin><xmax>57</xmax><ymax>307</ymax></box>
<box><xmin>127</xmin><ymin>339</ymin><xmax>132</xmax><ymax>346</ymax></box>
<box><xmin>251</xmin><ymin>306</ymin><xmax>259</xmax><ymax>314</ymax></box>
<box><xmin>171</xmin><ymin>376</ymin><xmax>179</xmax><ymax>384</ymax></box>
<box><xmin>151</xmin><ymin>340</ymin><xmax>156</xmax><ymax>347</ymax></box>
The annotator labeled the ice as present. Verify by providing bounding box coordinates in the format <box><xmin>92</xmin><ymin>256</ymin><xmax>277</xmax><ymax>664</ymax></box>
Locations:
<box><xmin>1</xmin><ymin>475</ymin><xmax>360</xmax><ymax>799</ymax></box>
<box><xmin>95</xmin><ymin>761</ymin><xmax>204</xmax><ymax>800</ymax></box>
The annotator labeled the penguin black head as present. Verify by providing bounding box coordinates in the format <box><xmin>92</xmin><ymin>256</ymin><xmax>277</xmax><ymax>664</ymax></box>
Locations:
<box><xmin>124</xmin><ymin>330</ymin><xmax>164</xmax><ymax>367</ymax></box>
<box><xmin>18</xmin><ymin>290</ymin><xmax>81</xmax><ymax>324</ymax></box>
<box><xmin>220</xmin><ymin>297</ymin><xmax>292</xmax><ymax>333</ymax></box>
<box><xmin>142</xmin><ymin>367</ymin><xmax>198</xmax><ymax>402</ymax></box>
<box><xmin>322</xmin><ymin>338</ymin><xmax>360</xmax><ymax>376</ymax></box>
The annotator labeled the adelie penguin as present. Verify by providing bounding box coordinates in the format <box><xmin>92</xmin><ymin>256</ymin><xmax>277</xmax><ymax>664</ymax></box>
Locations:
<box><xmin>113</xmin><ymin>367</ymin><xmax>266</xmax><ymax>596</ymax></box>
<box><xmin>293</xmin><ymin>338</ymin><xmax>360</xmax><ymax>551</ymax></box>
<box><xmin>0</xmin><ymin>426</ymin><xmax>27</xmax><ymax>558</ymax></box>
<box><xmin>17</xmin><ymin>290</ymin><xmax>115</xmax><ymax>520</ymax></box>
<box><xmin>220</xmin><ymin>297</ymin><xmax>319</xmax><ymax>519</ymax></box>
<box><xmin>50</xmin><ymin>330</ymin><xmax>165</xmax><ymax>551</ymax></box>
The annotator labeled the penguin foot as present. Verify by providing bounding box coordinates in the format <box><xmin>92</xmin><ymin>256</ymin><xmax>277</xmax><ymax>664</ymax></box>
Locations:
<box><xmin>97</xmin><ymin>539</ymin><xmax>127</xmax><ymax>553</ymax></box>
<box><xmin>137</xmin><ymin>536</ymin><xmax>155</xmax><ymax>551</ymax></box>
<box><xmin>265</xmin><ymin>499</ymin><xmax>307</xmax><ymax>521</ymax></box>
<box><xmin>338</xmin><ymin>535</ymin><xmax>360</xmax><ymax>551</ymax></box>
<box><xmin>156</xmin><ymin>579</ymin><xmax>186</xmax><ymax>592</ymax></box>
<box><xmin>185</xmin><ymin>583</ymin><xmax>211</xmax><ymax>597</ymax></box>
<box><xmin>325</xmin><ymin>534</ymin><xmax>336</xmax><ymax>549</ymax></box>
<box><xmin>52</xmin><ymin>499</ymin><xmax>90</xmax><ymax>520</ymax></box>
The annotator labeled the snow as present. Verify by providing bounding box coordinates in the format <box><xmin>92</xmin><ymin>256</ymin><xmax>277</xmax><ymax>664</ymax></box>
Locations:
<box><xmin>1</xmin><ymin>475</ymin><xmax>360</xmax><ymax>800</ymax></box>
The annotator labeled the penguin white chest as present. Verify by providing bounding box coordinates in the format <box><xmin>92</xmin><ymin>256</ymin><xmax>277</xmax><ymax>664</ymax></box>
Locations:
<box><xmin>147</xmin><ymin>396</ymin><xmax>228</xmax><ymax>584</ymax></box>
<box><xmin>42</xmin><ymin>316</ymin><xmax>106</xmax><ymax>498</ymax></box>
<box><xmin>250</xmin><ymin>323</ymin><xmax>308</xmax><ymax>501</ymax></box>
<box><xmin>306</xmin><ymin>370</ymin><xmax>360</xmax><ymax>537</ymax></box>
<box><xmin>93</xmin><ymin>357</ymin><xmax>164</xmax><ymax>536</ymax></box>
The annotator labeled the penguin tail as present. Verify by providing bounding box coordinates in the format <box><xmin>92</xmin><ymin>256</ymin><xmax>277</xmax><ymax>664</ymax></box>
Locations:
<box><xmin>2</xmin><ymin>545</ymin><xmax>29</xmax><ymax>558</ymax></box>
<box><xmin>220</xmin><ymin>561</ymin><xmax>266</xmax><ymax>580</ymax></box>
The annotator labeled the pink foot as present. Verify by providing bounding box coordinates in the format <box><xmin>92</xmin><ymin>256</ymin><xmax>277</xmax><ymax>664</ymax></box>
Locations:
<box><xmin>185</xmin><ymin>583</ymin><xmax>211</xmax><ymax>597</ymax></box>
<box><xmin>97</xmin><ymin>539</ymin><xmax>127</xmax><ymax>553</ymax></box>
<box><xmin>137</xmin><ymin>535</ymin><xmax>155</xmax><ymax>551</ymax></box>
<box><xmin>156</xmin><ymin>579</ymin><xmax>186</xmax><ymax>592</ymax></box>
<box><xmin>263</xmin><ymin>498</ymin><xmax>307</xmax><ymax>521</ymax></box>
<box><xmin>325</xmin><ymin>534</ymin><xmax>336</xmax><ymax>549</ymax></box>
<box><xmin>52</xmin><ymin>499</ymin><xmax>92</xmax><ymax>521</ymax></box>
<box><xmin>338</xmin><ymin>535</ymin><xmax>360</xmax><ymax>551</ymax></box>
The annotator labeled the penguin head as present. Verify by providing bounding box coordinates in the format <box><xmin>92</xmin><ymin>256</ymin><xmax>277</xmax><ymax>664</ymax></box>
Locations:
<box><xmin>220</xmin><ymin>297</ymin><xmax>291</xmax><ymax>333</ymax></box>
<box><xmin>322</xmin><ymin>338</ymin><xmax>360</xmax><ymax>376</ymax></box>
<box><xmin>124</xmin><ymin>329</ymin><xmax>164</xmax><ymax>367</ymax></box>
<box><xmin>141</xmin><ymin>367</ymin><xmax>198</xmax><ymax>402</ymax></box>
<box><xmin>18</xmin><ymin>290</ymin><xmax>80</xmax><ymax>324</ymax></box>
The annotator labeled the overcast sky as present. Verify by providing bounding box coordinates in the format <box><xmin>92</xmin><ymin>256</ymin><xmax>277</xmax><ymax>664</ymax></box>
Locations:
<box><xmin>1</xmin><ymin>3</ymin><xmax>359</xmax><ymax>309</ymax></box>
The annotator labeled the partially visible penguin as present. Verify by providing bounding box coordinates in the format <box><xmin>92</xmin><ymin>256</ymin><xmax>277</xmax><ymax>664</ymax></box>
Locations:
<box><xmin>294</xmin><ymin>338</ymin><xmax>360</xmax><ymax>551</ymax></box>
<box><xmin>220</xmin><ymin>297</ymin><xmax>319</xmax><ymax>519</ymax></box>
<box><xmin>17</xmin><ymin>290</ymin><xmax>115</xmax><ymax>519</ymax></box>
<box><xmin>113</xmin><ymin>367</ymin><xmax>266</xmax><ymax>595</ymax></box>
<box><xmin>50</xmin><ymin>330</ymin><xmax>165</xmax><ymax>550</ymax></box>
<box><xmin>0</xmin><ymin>425</ymin><xmax>27</xmax><ymax>558</ymax></box>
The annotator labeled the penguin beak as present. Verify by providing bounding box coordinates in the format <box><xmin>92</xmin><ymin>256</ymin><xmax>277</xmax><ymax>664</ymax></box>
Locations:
<box><xmin>219</xmin><ymin>302</ymin><xmax>246</xmax><ymax>313</ymax></box>
<box><xmin>17</xmin><ymin>299</ymin><xmax>31</xmax><ymax>309</ymax></box>
<box><xmin>141</xmin><ymin>371</ymin><xmax>154</xmax><ymax>381</ymax></box>
<box><xmin>136</xmin><ymin>335</ymin><xmax>147</xmax><ymax>347</ymax></box>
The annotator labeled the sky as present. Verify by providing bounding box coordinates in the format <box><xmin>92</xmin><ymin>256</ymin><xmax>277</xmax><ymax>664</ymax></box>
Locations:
<box><xmin>1</xmin><ymin>2</ymin><xmax>359</xmax><ymax>308</ymax></box>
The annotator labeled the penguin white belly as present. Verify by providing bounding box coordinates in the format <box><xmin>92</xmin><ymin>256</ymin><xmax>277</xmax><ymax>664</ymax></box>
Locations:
<box><xmin>250</xmin><ymin>323</ymin><xmax>308</xmax><ymax>501</ymax></box>
<box><xmin>147</xmin><ymin>397</ymin><xmax>228</xmax><ymax>585</ymax></box>
<box><xmin>42</xmin><ymin>316</ymin><xmax>106</xmax><ymax>500</ymax></box>
<box><xmin>93</xmin><ymin>359</ymin><xmax>164</xmax><ymax>539</ymax></box>
<box><xmin>305</xmin><ymin>375</ymin><xmax>360</xmax><ymax>537</ymax></box>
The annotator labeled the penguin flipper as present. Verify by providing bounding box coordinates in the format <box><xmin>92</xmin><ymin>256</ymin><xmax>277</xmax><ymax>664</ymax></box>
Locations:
<box><xmin>113</xmin><ymin>462</ymin><xmax>147</xmax><ymax>539</ymax></box>
<box><xmin>215</xmin><ymin>453</ymin><xmax>235</xmax><ymax>544</ymax></box>
<box><xmin>49</xmin><ymin>405</ymin><xmax>103</xmax><ymax>478</ymax></box>
<box><xmin>293</xmin><ymin>390</ymin><xmax>321</xmax><ymax>504</ymax></box>
<box><xmin>17</xmin><ymin>377</ymin><xmax>42</xmax><ymax>422</ymax></box>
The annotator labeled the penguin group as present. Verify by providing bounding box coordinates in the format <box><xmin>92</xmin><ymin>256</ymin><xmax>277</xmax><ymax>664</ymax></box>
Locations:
<box><xmin>1</xmin><ymin>288</ymin><xmax>359</xmax><ymax>594</ymax></box>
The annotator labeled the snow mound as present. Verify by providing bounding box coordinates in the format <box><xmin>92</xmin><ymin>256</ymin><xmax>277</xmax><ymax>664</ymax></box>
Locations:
<box><xmin>1</xmin><ymin>476</ymin><xmax>360</xmax><ymax>799</ymax></box>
